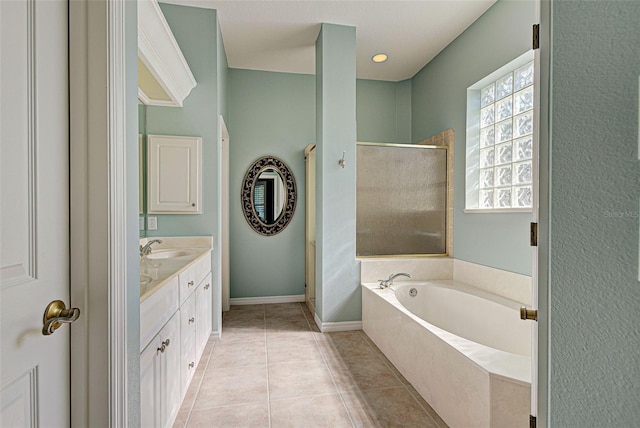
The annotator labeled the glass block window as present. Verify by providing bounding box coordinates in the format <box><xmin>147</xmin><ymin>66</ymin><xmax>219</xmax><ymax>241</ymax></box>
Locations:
<box><xmin>469</xmin><ymin>58</ymin><xmax>534</xmax><ymax>209</ymax></box>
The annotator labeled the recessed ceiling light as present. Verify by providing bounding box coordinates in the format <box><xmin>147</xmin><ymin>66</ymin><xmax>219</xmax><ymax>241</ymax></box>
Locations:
<box><xmin>371</xmin><ymin>53</ymin><xmax>388</xmax><ymax>63</ymax></box>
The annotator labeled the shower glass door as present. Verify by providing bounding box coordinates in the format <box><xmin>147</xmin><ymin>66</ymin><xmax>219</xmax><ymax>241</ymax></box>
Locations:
<box><xmin>356</xmin><ymin>142</ymin><xmax>448</xmax><ymax>257</ymax></box>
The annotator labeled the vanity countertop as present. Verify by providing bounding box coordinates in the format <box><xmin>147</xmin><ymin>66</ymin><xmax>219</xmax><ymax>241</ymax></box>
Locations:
<box><xmin>139</xmin><ymin>236</ymin><xmax>213</xmax><ymax>302</ymax></box>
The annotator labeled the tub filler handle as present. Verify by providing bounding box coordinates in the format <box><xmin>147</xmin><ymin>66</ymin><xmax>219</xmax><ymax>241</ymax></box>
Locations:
<box><xmin>378</xmin><ymin>272</ymin><xmax>411</xmax><ymax>288</ymax></box>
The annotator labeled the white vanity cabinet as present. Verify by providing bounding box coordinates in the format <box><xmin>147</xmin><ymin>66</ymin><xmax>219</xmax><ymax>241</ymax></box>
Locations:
<box><xmin>178</xmin><ymin>257</ymin><xmax>211</xmax><ymax>395</ymax></box>
<box><xmin>140</xmin><ymin>246</ymin><xmax>213</xmax><ymax>428</ymax></box>
<box><xmin>147</xmin><ymin>134</ymin><xmax>202</xmax><ymax>214</ymax></box>
<box><xmin>140</xmin><ymin>312</ymin><xmax>181</xmax><ymax>428</ymax></box>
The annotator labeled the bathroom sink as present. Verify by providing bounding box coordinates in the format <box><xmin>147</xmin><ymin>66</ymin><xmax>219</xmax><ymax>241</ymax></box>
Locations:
<box><xmin>145</xmin><ymin>249</ymin><xmax>195</xmax><ymax>260</ymax></box>
<box><xmin>140</xmin><ymin>274</ymin><xmax>153</xmax><ymax>287</ymax></box>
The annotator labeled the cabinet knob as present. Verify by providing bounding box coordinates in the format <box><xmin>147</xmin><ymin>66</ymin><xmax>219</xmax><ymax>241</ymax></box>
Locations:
<box><xmin>204</xmin><ymin>283</ymin><xmax>210</xmax><ymax>290</ymax></box>
<box><xmin>188</xmin><ymin>280</ymin><xmax>194</xmax><ymax>287</ymax></box>
<box><xmin>189</xmin><ymin>362</ymin><xmax>195</xmax><ymax>369</ymax></box>
<box><xmin>158</xmin><ymin>339</ymin><xmax>171</xmax><ymax>353</ymax></box>
<box><xmin>156</xmin><ymin>339</ymin><xmax>171</xmax><ymax>353</ymax></box>
<box><xmin>189</xmin><ymin>317</ymin><xmax>195</xmax><ymax>324</ymax></box>
<box><xmin>191</xmin><ymin>203</ymin><xmax>195</xmax><ymax>207</ymax></box>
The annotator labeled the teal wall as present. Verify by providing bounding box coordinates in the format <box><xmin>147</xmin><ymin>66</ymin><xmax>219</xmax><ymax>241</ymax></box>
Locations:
<box><xmin>547</xmin><ymin>1</ymin><xmax>640</xmax><ymax>425</ymax></box>
<box><xmin>227</xmin><ymin>69</ymin><xmax>409</xmax><ymax>299</ymax></box>
<box><xmin>357</xmin><ymin>78</ymin><xmax>411</xmax><ymax>144</ymax></box>
<box><xmin>217</xmin><ymin>25</ymin><xmax>229</xmax><ymax>120</ymax></box>
<box><xmin>126</xmin><ymin>0</ymin><xmax>140</xmax><ymax>425</ymax></box>
<box><xmin>396</xmin><ymin>79</ymin><xmax>412</xmax><ymax>144</ymax></box>
<box><xmin>146</xmin><ymin>3</ymin><xmax>220</xmax><ymax>237</ymax></box>
<box><xmin>145</xmin><ymin>3</ymin><xmax>225</xmax><ymax>333</ymax></box>
<box><xmin>411</xmin><ymin>0</ymin><xmax>536</xmax><ymax>275</ymax></box>
<box><xmin>315</xmin><ymin>24</ymin><xmax>360</xmax><ymax>323</ymax></box>
<box><xmin>228</xmin><ymin>69</ymin><xmax>314</xmax><ymax>298</ymax></box>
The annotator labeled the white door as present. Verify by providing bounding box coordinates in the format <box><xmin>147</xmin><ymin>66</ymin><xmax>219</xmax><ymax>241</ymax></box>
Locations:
<box><xmin>0</xmin><ymin>1</ymin><xmax>73</xmax><ymax>426</ymax></box>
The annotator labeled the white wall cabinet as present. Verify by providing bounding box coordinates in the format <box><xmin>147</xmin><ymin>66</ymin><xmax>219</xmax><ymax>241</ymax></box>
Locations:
<box><xmin>147</xmin><ymin>135</ymin><xmax>202</xmax><ymax>214</ymax></box>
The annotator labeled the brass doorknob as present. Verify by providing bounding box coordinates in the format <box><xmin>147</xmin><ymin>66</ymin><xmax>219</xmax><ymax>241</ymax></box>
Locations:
<box><xmin>42</xmin><ymin>300</ymin><xmax>80</xmax><ymax>335</ymax></box>
<box><xmin>520</xmin><ymin>306</ymin><xmax>538</xmax><ymax>321</ymax></box>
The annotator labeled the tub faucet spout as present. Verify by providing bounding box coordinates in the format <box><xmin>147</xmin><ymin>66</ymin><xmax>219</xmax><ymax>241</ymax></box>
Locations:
<box><xmin>378</xmin><ymin>272</ymin><xmax>411</xmax><ymax>288</ymax></box>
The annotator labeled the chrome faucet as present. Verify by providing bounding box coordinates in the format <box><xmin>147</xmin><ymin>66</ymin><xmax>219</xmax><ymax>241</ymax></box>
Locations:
<box><xmin>140</xmin><ymin>239</ymin><xmax>163</xmax><ymax>257</ymax></box>
<box><xmin>378</xmin><ymin>272</ymin><xmax>411</xmax><ymax>288</ymax></box>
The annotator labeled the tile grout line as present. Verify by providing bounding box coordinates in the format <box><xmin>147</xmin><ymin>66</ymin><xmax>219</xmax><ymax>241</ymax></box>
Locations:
<box><xmin>262</xmin><ymin>306</ymin><xmax>272</xmax><ymax>428</ymax></box>
<box><xmin>300</xmin><ymin>303</ymin><xmax>357</xmax><ymax>428</ymax></box>
<box><xmin>356</xmin><ymin>330</ymin><xmax>442</xmax><ymax>427</ymax></box>
<box><xmin>402</xmin><ymin>386</ymin><xmax>444</xmax><ymax>428</ymax></box>
<box><xmin>183</xmin><ymin>336</ymin><xmax>217</xmax><ymax>428</ymax></box>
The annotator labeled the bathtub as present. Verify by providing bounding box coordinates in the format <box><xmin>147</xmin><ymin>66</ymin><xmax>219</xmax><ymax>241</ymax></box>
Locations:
<box><xmin>362</xmin><ymin>280</ymin><xmax>531</xmax><ymax>428</ymax></box>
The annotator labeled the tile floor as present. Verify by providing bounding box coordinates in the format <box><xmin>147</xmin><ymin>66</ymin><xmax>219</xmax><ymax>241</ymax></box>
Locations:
<box><xmin>174</xmin><ymin>302</ymin><xmax>448</xmax><ymax>428</ymax></box>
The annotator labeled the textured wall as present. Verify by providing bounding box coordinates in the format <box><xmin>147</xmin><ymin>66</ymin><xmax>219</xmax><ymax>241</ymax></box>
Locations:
<box><xmin>411</xmin><ymin>0</ymin><xmax>536</xmax><ymax>275</ymax></box>
<box><xmin>548</xmin><ymin>1</ymin><xmax>640</xmax><ymax>425</ymax></box>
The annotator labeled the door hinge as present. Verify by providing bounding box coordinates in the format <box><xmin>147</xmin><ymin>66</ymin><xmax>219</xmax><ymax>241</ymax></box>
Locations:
<box><xmin>533</xmin><ymin>24</ymin><xmax>540</xmax><ymax>50</ymax></box>
<box><xmin>530</xmin><ymin>222</ymin><xmax>538</xmax><ymax>247</ymax></box>
<box><xmin>530</xmin><ymin>415</ymin><xmax>537</xmax><ymax>428</ymax></box>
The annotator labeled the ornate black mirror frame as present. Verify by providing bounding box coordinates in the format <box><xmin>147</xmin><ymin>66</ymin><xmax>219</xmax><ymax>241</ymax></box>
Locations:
<box><xmin>241</xmin><ymin>155</ymin><xmax>297</xmax><ymax>236</ymax></box>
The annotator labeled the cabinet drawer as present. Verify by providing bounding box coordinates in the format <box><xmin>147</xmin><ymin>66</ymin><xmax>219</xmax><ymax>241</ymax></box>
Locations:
<box><xmin>141</xmin><ymin>276</ymin><xmax>179</xmax><ymax>349</ymax></box>
<box><xmin>178</xmin><ymin>254</ymin><xmax>211</xmax><ymax>305</ymax></box>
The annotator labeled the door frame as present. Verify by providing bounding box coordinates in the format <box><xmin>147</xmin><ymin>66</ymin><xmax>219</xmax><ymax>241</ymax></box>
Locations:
<box><xmin>69</xmin><ymin>0</ymin><xmax>130</xmax><ymax>426</ymax></box>
<box><xmin>220</xmin><ymin>116</ymin><xmax>230</xmax><ymax>313</ymax></box>
<box><xmin>536</xmin><ymin>0</ymin><xmax>551</xmax><ymax>427</ymax></box>
<box><xmin>304</xmin><ymin>144</ymin><xmax>316</xmax><ymax>315</ymax></box>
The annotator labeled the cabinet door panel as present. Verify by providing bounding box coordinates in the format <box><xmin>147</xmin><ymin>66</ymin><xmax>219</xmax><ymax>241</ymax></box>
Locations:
<box><xmin>180</xmin><ymin>292</ymin><xmax>197</xmax><ymax>397</ymax></box>
<box><xmin>160</xmin><ymin>313</ymin><xmax>181</xmax><ymax>428</ymax></box>
<box><xmin>196</xmin><ymin>272</ymin><xmax>213</xmax><ymax>360</ymax></box>
<box><xmin>140</xmin><ymin>336</ymin><xmax>162</xmax><ymax>428</ymax></box>
<box><xmin>147</xmin><ymin>135</ymin><xmax>202</xmax><ymax>213</ymax></box>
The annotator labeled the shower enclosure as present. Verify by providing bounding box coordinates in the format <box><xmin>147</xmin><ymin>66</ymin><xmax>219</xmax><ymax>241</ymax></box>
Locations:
<box><xmin>356</xmin><ymin>142</ymin><xmax>448</xmax><ymax>257</ymax></box>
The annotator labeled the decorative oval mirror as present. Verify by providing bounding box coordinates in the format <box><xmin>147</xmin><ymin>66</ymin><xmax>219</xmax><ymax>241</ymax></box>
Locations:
<box><xmin>241</xmin><ymin>156</ymin><xmax>297</xmax><ymax>236</ymax></box>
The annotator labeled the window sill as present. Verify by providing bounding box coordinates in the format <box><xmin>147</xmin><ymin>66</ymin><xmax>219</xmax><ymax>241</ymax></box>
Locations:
<box><xmin>463</xmin><ymin>208</ymin><xmax>532</xmax><ymax>214</ymax></box>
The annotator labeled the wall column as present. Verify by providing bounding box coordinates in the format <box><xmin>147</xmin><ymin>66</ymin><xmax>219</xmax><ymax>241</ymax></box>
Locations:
<box><xmin>315</xmin><ymin>23</ymin><xmax>360</xmax><ymax>323</ymax></box>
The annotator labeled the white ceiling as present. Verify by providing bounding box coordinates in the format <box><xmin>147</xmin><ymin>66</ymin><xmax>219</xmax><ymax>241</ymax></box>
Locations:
<box><xmin>161</xmin><ymin>0</ymin><xmax>496</xmax><ymax>82</ymax></box>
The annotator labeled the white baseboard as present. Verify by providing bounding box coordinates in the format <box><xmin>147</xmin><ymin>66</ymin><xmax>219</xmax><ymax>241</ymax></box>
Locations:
<box><xmin>314</xmin><ymin>313</ymin><xmax>362</xmax><ymax>332</ymax></box>
<box><xmin>229</xmin><ymin>294</ymin><xmax>305</xmax><ymax>306</ymax></box>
